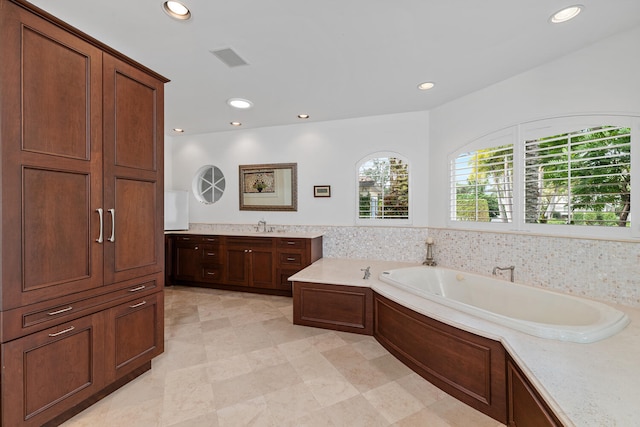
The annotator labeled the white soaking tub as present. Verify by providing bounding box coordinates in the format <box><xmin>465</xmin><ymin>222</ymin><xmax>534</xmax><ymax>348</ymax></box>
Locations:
<box><xmin>379</xmin><ymin>266</ymin><xmax>629</xmax><ymax>343</ymax></box>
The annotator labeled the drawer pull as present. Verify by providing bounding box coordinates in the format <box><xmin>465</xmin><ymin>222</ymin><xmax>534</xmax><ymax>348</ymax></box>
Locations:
<box><xmin>47</xmin><ymin>306</ymin><xmax>73</xmax><ymax>316</ymax></box>
<box><xmin>129</xmin><ymin>285</ymin><xmax>146</xmax><ymax>292</ymax></box>
<box><xmin>206</xmin><ymin>252</ymin><xmax>216</xmax><ymax>256</ymax></box>
<box><xmin>286</xmin><ymin>241</ymin><xmax>296</xmax><ymax>245</ymax></box>
<box><xmin>287</xmin><ymin>257</ymin><xmax>296</xmax><ymax>261</ymax></box>
<box><xmin>206</xmin><ymin>271</ymin><xmax>216</xmax><ymax>275</ymax></box>
<box><xmin>48</xmin><ymin>326</ymin><xmax>75</xmax><ymax>337</ymax></box>
<box><xmin>129</xmin><ymin>300</ymin><xmax>147</xmax><ymax>308</ymax></box>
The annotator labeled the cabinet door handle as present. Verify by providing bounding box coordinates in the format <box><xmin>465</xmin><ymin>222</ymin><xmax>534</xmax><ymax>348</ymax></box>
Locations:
<box><xmin>96</xmin><ymin>208</ymin><xmax>104</xmax><ymax>243</ymax></box>
<box><xmin>48</xmin><ymin>326</ymin><xmax>75</xmax><ymax>337</ymax></box>
<box><xmin>108</xmin><ymin>208</ymin><xmax>115</xmax><ymax>242</ymax></box>
<box><xmin>129</xmin><ymin>300</ymin><xmax>147</xmax><ymax>308</ymax></box>
<box><xmin>47</xmin><ymin>306</ymin><xmax>73</xmax><ymax>316</ymax></box>
<box><xmin>129</xmin><ymin>285</ymin><xmax>146</xmax><ymax>292</ymax></box>
<box><xmin>194</xmin><ymin>246</ymin><xmax>199</xmax><ymax>250</ymax></box>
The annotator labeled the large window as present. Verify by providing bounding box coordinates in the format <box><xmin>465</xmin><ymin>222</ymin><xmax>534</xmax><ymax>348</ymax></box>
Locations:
<box><xmin>450</xmin><ymin>116</ymin><xmax>637</xmax><ymax>237</ymax></box>
<box><xmin>524</xmin><ymin>126</ymin><xmax>630</xmax><ymax>227</ymax></box>
<box><xmin>452</xmin><ymin>144</ymin><xmax>513</xmax><ymax>223</ymax></box>
<box><xmin>358</xmin><ymin>154</ymin><xmax>409</xmax><ymax>222</ymax></box>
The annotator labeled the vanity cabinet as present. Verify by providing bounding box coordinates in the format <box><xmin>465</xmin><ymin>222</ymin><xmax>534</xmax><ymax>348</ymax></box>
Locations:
<box><xmin>0</xmin><ymin>0</ymin><xmax>167</xmax><ymax>425</ymax></box>
<box><xmin>168</xmin><ymin>234</ymin><xmax>323</xmax><ymax>295</ymax></box>
<box><xmin>507</xmin><ymin>358</ymin><xmax>563</xmax><ymax>427</ymax></box>
<box><xmin>225</xmin><ymin>237</ymin><xmax>276</xmax><ymax>288</ymax></box>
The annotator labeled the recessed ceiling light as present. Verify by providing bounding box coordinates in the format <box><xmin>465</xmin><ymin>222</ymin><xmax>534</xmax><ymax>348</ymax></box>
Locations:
<box><xmin>227</xmin><ymin>98</ymin><xmax>253</xmax><ymax>109</ymax></box>
<box><xmin>162</xmin><ymin>1</ymin><xmax>191</xmax><ymax>20</ymax></box>
<box><xmin>172</xmin><ymin>128</ymin><xmax>185</xmax><ymax>133</ymax></box>
<box><xmin>297</xmin><ymin>114</ymin><xmax>310</xmax><ymax>119</ymax></box>
<box><xmin>230</xmin><ymin>121</ymin><xmax>242</xmax><ymax>126</ymax></box>
<box><xmin>550</xmin><ymin>5</ymin><xmax>583</xmax><ymax>23</ymax></box>
<box><xmin>417</xmin><ymin>82</ymin><xmax>435</xmax><ymax>91</ymax></box>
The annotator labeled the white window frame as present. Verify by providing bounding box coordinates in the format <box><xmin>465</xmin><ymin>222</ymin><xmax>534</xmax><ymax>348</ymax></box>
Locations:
<box><xmin>356</xmin><ymin>151</ymin><xmax>412</xmax><ymax>226</ymax></box>
<box><xmin>448</xmin><ymin>115</ymin><xmax>639</xmax><ymax>239</ymax></box>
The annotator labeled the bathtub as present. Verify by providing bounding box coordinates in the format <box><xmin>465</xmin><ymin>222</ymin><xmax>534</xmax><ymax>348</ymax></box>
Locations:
<box><xmin>378</xmin><ymin>266</ymin><xmax>629</xmax><ymax>343</ymax></box>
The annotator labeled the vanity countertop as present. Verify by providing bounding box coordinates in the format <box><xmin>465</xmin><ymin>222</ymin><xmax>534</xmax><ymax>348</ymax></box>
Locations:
<box><xmin>289</xmin><ymin>257</ymin><xmax>640</xmax><ymax>427</ymax></box>
<box><xmin>165</xmin><ymin>230</ymin><xmax>324</xmax><ymax>239</ymax></box>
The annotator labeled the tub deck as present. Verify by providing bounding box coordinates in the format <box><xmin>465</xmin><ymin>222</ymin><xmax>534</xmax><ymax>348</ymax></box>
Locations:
<box><xmin>289</xmin><ymin>258</ymin><xmax>640</xmax><ymax>427</ymax></box>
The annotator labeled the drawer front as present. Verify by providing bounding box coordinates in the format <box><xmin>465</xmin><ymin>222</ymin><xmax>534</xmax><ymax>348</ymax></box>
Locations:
<box><xmin>226</xmin><ymin>237</ymin><xmax>274</xmax><ymax>249</ymax></box>
<box><xmin>174</xmin><ymin>235</ymin><xmax>203</xmax><ymax>243</ymax></box>
<box><xmin>3</xmin><ymin>278</ymin><xmax>160</xmax><ymax>342</ymax></box>
<box><xmin>277</xmin><ymin>238</ymin><xmax>305</xmax><ymax>249</ymax></box>
<box><xmin>201</xmin><ymin>236</ymin><xmax>221</xmax><ymax>244</ymax></box>
<box><xmin>279</xmin><ymin>252</ymin><xmax>303</xmax><ymax>267</ymax></box>
<box><xmin>201</xmin><ymin>267</ymin><xmax>223</xmax><ymax>282</ymax></box>
<box><xmin>202</xmin><ymin>245</ymin><xmax>221</xmax><ymax>262</ymax></box>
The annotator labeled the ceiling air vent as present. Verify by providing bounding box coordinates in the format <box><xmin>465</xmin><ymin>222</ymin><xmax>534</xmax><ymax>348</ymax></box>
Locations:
<box><xmin>210</xmin><ymin>48</ymin><xmax>249</xmax><ymax>67</ymax></box>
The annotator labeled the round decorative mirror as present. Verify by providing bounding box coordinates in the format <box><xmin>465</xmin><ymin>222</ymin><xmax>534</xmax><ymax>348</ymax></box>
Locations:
<box><xmin>192</xmin><ymin>165</ymin><xmax>225</xmax><ymax>204</ymax></box>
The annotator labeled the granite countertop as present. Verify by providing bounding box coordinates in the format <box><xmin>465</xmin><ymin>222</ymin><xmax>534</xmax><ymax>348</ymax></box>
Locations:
<box><xmin>165</xmin><ymin>230</ymin><xmax>324</xmax><ymax>239</ymax></box>
<box><xmin>289</xmin><ymin>258</ymin><xmax>640</xmax><ymax>427</ymax></box>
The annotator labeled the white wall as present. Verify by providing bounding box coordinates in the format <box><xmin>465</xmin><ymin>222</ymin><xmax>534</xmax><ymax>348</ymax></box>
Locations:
<box><xmin>429</xmin><ymin>25</ymin><xmax>640</xmax><ymax>226</ymax></box>
<box><xmin>164</xmin><ymin>25</ymin><xmax>640</xmax><ymax>307</ymax></box>
<box><xmin>167</xmin><ymin>110</ymin><xmax>430</xmax><ymax>226</ymax></box>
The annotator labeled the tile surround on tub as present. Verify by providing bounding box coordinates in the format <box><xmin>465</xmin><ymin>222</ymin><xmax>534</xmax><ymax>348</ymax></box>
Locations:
<box><xmin>188</xmin><ymin>223</ymin><xmax>640</xmax><ymax>308</ymax></box>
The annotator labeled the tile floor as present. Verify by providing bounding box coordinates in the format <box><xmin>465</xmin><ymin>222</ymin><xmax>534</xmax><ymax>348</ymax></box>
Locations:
<box><xmin>61</xmin><ymin>286</ymin><xmax>505</xmax><ymax>426</ymax></box>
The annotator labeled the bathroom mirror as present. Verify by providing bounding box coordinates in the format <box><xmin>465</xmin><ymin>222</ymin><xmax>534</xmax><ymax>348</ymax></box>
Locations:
<box><xmin>239</xmin><ymin>163</ymin><xmax>297</xmax><ymax>211</ymax></box>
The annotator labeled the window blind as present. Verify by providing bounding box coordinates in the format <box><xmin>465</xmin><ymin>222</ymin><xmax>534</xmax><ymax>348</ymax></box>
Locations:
<box><xmin>451</xmin><ymin>145</ymin><xmax>513</xmax><ymax>223</ymax></box>
<box><xmin>524</xmin><ymin>126</ymin><xmax>631</xmax><ymax>227</ymax></box>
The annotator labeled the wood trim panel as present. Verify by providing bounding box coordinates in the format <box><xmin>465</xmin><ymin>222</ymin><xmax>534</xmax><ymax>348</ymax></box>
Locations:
<box><xmin>293</xmin><ymin>282</ymin><xmax>373</xmax><ymax>335</ymax></box>
<box><xmin>374</xmin><ymin>293</ymin><xmax>507</xmax><ymax>423</ymax></box>
<box><xmin>507</xmin><ymin>358</ymin><xmax>564</xmax><ymax>427</ymax></box>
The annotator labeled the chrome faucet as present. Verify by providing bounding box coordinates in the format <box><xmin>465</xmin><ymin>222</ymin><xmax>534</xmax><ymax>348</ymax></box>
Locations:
<box><xmin>257</xmin><ymin>219</ymin><xmax>267</xmax><ymax>233</ymax></box>
<box><xmin>492</xmin><ymin>265</ymin><xmax>515</xmax><ymax>282</ymax></box>
<box><xmin>423</xmin><ymin>238</ymin><xmax>436</xmax><ymax>266</ymax></box>
<box><xmin>361</xmin><ymin>266</ymin><xmax>371</xmax><ymax>280</ymax></box>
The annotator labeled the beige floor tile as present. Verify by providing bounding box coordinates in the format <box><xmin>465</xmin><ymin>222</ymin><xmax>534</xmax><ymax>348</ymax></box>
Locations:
<box><xmin>427</xmin><ymin>394</ymin><xmax>500</xmax><ymax>427</ymax></box>
<box><xmin>325</xmin><ymin>395</ymin><xmax>390</xmax><ymax>427</ymax></box>
<box><xmin>264</xmin><ymin>382</ymin><xmax>322</xmax><ymax>424</ymax></box>
<box><xmin>363</xmin><ymin>381</ymin><xmax>425</xmax><ymax>424</ymax></box>
<box><xmin>59</xmin><ymin>286</ymin><xmax>505</xmax><ymax>427</ymax></box>
<box><xmin>304</xmin><ymin>375</ymin><xmax>360</xmax><ymax>407</ymax></box>
<box><xmin>216</xmin><ymin>396</ymin><xmax>275</xmax><ymax>427</ymax></box>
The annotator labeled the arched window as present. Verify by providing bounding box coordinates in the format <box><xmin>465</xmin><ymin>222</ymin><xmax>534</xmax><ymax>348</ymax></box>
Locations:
<box><xmin>449</xmin><ymin>115</ymin><xmax>638</xmax><ymax>238</ymax></box>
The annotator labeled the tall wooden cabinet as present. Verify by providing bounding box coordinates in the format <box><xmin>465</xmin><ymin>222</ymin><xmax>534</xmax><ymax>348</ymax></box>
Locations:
<box><xmin>0</xmin><ymin>1</ymin><xmax>167</xmax><ymax>425</ymax></box>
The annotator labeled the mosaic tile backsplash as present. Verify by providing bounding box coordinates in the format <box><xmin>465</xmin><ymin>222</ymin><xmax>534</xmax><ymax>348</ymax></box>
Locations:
<box><xmin>189</xmin><ymin>223</ymin><xmax>640</xmax><ymax>308</ymax></box>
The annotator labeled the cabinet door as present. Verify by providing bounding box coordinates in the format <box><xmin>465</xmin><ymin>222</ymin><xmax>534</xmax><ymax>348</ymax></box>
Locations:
<box><xmin>249</xmin><ymin>248</ymin><xmax>275</xmax><ymax>288</ymax></box>
<box><xmin>1</xmin><ymin>313</ymin><xmax>106</xmax><ymax>426</ymax></box>
<box><xmin>0</xmin><ymin>3</ymin><xmax>104</xmax><ymax>309</ymax></box>
<box><xmin>106</xmin><ymin>292</ymin><xmax>164</xmax><ymax>381</ymax></box>
<box><xmin>103</xmin><ymin>54</ymin><xmax>164</xmax><ymax>285</ymax></box>
<box><xmin>173</xmin><ymin>240</ymin><xmax>202</xmax><ymax>282</ymax></box>
<box><xmin>226</xmin><ymin>246</ymin><xmax>250</xmax><ymax>286</ymax></box>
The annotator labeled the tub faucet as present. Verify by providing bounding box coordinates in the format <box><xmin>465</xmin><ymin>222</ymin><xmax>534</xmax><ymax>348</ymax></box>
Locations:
<box><xmin>361</xmin><ymin>266</ymin><xmax>371</xmax><ymax>280</ymax></box>
<box><xmin>492</xmin><ymin>265</ymin><xmax>515</xmax><ymax>282</ymax></box>
<box><xmin>423</xmin><ymin>238</ymin><xmax>436</xmax><ymax>266</ymax></box>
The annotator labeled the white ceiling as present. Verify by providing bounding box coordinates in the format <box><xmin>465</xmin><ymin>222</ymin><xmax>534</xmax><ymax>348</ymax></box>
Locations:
<box><xmin>27</xmin><ymin>0</ymin><xmax>640</xmax><ymax>136</ymax></box>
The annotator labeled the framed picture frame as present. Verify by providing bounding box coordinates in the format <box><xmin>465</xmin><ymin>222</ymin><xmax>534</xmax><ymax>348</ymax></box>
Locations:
<box><xmin>314</xmin><ymin>185</ymin><xmax>331</xmax><ymax>198</ymax></box>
